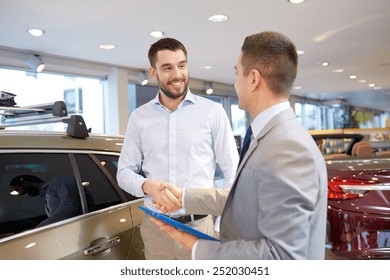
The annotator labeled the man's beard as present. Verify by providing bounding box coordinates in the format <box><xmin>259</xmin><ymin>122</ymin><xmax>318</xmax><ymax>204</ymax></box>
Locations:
<box><xmin>160</xmin><ymin>85</ymin><xmax>188</xmax><ymax>100</ymax></box>
<box><xmin>157</xmin><ymin>75</ymin><xmax>189</xmax><ymax>100</ymax></box>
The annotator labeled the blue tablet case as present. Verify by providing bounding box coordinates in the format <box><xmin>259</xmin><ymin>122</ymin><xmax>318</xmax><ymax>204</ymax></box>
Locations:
<box><xmin>138</xmin><ymin>205</ymin><xmax>220</xmax><ymax>241</ymax></box>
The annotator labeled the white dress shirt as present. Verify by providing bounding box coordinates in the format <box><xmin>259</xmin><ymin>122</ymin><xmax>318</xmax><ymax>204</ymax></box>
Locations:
<box><xmin>117</xmin><ymin>89</ymin><xmax>239</xmax><ymax>214</ymax></box>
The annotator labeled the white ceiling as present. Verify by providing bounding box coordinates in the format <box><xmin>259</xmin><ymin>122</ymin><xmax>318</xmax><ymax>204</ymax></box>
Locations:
<box><xmin>0</xmin><ymin>0</ymin><xmax>389</xmax><ymax>111</ymax></box>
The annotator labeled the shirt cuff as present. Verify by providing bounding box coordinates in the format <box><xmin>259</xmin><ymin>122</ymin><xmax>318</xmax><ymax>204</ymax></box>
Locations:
<box><xmin>182</xmin><ymin>188</ymin><xmax>186</xmax><ymax>210</ymax></box>
<box><xmin>191</xmin><ymin>239</ymin><xmax>200</xmax><ymax>260</ymax></box>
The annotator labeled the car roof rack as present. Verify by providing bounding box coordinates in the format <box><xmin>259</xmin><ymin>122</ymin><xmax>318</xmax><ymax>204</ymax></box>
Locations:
<box><xmin>0</xmin><ymin>101</ymin><xmax>89</xmax><ymax>139</ymax></box>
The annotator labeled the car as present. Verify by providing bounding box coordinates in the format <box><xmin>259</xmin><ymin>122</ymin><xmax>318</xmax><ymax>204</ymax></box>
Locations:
<box><xmin>312</xmin><ymin>133</ymin><xmax>390</xmax><ymax>259</ymax></box>
<box><xmin>0</xmin><ymin>102</ymin><xmax>145</xmax><ymax>259</ymax></box>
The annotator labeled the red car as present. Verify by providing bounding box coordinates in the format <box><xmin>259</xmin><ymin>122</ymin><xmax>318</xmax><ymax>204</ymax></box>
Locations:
<box><xmin>313</xmin><ymin>134</ymin><xmax>390</xmax><ymax>259</ymax></box>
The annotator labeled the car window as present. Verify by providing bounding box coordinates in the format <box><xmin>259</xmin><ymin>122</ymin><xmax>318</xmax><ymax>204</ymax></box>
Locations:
<box><xmin>0</xmin><ymin>153</ymin><xmax>76</xmax><ymax>237</ymax></box>
<box><xmin>73</xmin><ymin>154</ymin><xmax>123</xmax><ymax>210</ymax></box>
<box><xmin>94</xmin><ymin>154</ymin><xmax>139</xmax><ymax>201</ymax></box>
<box><xmin>0</xmin><ymin>152</ymin><xmax>126</xmax><ymax>238</ymax></box>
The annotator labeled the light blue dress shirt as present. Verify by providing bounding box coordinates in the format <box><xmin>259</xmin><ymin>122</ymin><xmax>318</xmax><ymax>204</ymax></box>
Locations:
<box><xmin>117</xmin><ymin>89</ymin><xmax>239</xmax><ymax>214</ymax></box>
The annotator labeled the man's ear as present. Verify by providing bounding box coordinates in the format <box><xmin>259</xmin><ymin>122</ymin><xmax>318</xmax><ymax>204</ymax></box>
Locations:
<box><xmin>149</xmin><ymin>67</ymin><xmax>157</xmax><ymax>80</ymax></box>
<box><xmin>249</xmin><ymin>69</ymin><xmax>261</xmax><ymax>92</ymax></box>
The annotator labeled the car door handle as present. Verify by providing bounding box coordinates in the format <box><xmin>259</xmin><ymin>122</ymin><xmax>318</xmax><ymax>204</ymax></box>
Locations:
<box><xmin>340</xmin><ymin>183</ymin><xmax>390</xmax><ymax>193</ymax></box>
<box><xmin>84</xmin><ymin>236</ymin><xmax>120</xmax><ymax>256</ymax></box>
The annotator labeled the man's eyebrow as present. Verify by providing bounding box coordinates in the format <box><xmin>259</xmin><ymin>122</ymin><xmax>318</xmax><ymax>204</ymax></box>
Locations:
<box><xmin>160</xmin><ymin>60</ymin><xmax>187</xmax><ymax>68</ymax></box>
<box><xmin>160</xmin><ymin>63</ymin><xmax>172</xmax><ymax>68</ymax></box>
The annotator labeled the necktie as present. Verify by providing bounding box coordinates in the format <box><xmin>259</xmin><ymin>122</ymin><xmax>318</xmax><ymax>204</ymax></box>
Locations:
<box><xmin>238</xmin><ymin>126</ymin><xmax>252</xmax><ymax>166</ymax></box>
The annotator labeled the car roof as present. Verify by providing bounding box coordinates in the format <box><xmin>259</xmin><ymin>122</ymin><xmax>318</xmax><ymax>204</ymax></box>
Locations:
<box><xmin>0</xmin><ymin>130</ymin><xmax>123</xmax><ymax>152</ymax></box>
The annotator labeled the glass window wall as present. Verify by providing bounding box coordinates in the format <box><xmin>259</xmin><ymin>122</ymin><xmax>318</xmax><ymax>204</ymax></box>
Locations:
<box><xmin>0</xmin><ymin>68</ymin><xmax>104</xmax><ymax>133</ymax></box>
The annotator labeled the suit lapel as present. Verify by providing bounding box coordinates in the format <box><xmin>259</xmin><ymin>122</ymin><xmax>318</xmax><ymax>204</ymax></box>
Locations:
<box><xmin>236</xmin><ymin>108</ymin><xmax>296</xmax><ymax>173</ymax></box>
<box><xmin>225</xmin><ymin>108</ymin><xmax>297</xmax><ymax>203</ymax></box>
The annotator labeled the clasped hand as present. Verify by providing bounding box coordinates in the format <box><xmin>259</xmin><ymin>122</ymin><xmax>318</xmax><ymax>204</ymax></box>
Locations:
<box><xmin>143</xmin><ymin>179</ymin><xmax>183</xmax><ymax>213</ymax></box>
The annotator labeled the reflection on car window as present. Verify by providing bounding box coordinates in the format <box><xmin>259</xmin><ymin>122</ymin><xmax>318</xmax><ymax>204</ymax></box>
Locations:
<box><xmin>0</xmin><ymin>153</ymin><xmax>124</xmax><ymax>238</ymax></box>
<box><xmin>9</xmin><ymin>175</ymin><xmax>87</xmax><ymax>227</ymax></box>
<box><xmin>94</xmin><ymin>154</ymin><xmax>139</xmax><ymax>201</ymax></box>
<box><xmin>74</xmin><ymin>154</ymin><xmax>122</xmax><ymax>209</ymax></box>
<box><xmin>0</xmin><ymin>153</ymin><xmax>75</xmax><ymax>236</ymax></box>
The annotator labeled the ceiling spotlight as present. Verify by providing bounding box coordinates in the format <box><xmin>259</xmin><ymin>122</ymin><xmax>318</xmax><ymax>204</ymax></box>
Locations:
<box><xmin>208</xmin><ymin>14</ymin><xmax>229</xmax><ymax>22</ymax></box>
<box><xmin>27</xmin><ymin>54</ymin><xmax>45</xmax><ymax>72</ymax></box>
<box><xmin>204</xmin><ymin>82</ymin><xmax>213</xmax><ymax>94</ymax></box>
<box><xmin>149</xmin><ymin>31</ymin><xmax>164</xmax><ymax>38</ymax></box>
<box><xmin>288</xmin><ymin>0</ymin><xmax>305</xmax><ymax>4</ymax></box>
<box><xmin>99</xmin><ymin>44</ymin><xmax>116</xmax><ymax>50</ymax></box>
<box><xmin>27</xmin><ymin>28</ymin><xmax>44</xmax><ymax>37</ymax></box>
<box><xmin>137</xmin><ymin>71</ymin><xmax>149</xmax><ymax>86</ymax></box>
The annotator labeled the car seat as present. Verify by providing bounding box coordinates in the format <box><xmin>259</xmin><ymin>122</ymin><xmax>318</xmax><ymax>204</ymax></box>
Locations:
<box><xmin>351</xmin><ymin>142</ymin><xmax>372</xmax><ymax>157</ymax></box>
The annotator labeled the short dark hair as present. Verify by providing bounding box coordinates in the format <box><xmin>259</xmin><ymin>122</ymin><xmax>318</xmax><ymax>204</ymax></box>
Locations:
<box><xmin>241</xmin><ymin>31</ymin><xmax>298</xmax><ymax>96</ymax></box>
<box><xmin>10</xmin><ymin>175</ymin><xmax>44</xmax><ymax>186</ymax></box>
<box><xmin>148</xmin><ymin>38</ymin><xmax>187</xmax><ymax>67</ymax></box>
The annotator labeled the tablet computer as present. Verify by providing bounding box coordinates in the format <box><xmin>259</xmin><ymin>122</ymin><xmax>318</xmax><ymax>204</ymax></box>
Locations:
<box><xmin>138</xmin><ymin>205</ymin><xmax>220</xmax><ymax>241</ymax></box>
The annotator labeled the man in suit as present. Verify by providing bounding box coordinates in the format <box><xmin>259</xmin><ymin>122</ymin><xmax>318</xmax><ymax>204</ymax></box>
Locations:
<box><xmin>151</xmin><ymin>31</ymin><xmax>328</xmax><ymax>259</ymax></box>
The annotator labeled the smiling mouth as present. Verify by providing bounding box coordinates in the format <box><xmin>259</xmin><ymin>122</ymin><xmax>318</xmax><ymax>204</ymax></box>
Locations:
<box><xmin>169</xmin><ymin>80</ymin><xmax>183</xmax><ymax>86</ymax></box>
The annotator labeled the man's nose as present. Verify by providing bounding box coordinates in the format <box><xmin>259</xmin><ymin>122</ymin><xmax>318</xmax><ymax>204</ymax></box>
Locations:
<box><xmin>171</xmin><ymin>67</ymin><xmax>183</xmax><ymax>79</ymax></box>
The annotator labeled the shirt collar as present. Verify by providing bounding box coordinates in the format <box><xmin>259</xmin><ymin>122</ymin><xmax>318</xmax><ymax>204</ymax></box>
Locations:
<box><xmin>251</xmin><ymin>101</ymin><xmax>291</xmax><ymax>138</ymax></box>
<box><xmin>153</xmin><ymin>88</ymin><xmax>195</xmax><ymax>108</ymax></box>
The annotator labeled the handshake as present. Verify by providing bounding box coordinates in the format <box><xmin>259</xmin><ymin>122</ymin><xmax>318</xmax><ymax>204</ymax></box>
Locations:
<box><xmin>143</xmin><ymin>179</ymin><xmax>183</xmax><ymax>214</ymax></box>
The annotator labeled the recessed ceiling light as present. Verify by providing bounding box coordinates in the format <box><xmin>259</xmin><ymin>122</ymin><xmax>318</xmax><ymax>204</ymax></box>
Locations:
<box><xmin>369</xmin><ymin>83</ymin><xmax>376</xmax><ymax>87</ymax></box>
<box><xmin>357</xmin><ymin>79</ymin><xmax>367</xmax><ymax>83</ymax></box>
<box><xmin>321</xmin><ymin>62</ymin><xmax>329</xmax><ymax>67</ymax></box>
<box><xmin>27</xmin><ymin>28</ymin><xmax>44</xmax><ymax>37</ymax></box>
<box><xmin>349</xmin><ymin>75</ymin><xmax>357</xmax><ymax>79</ymax></box>
<box><xmin>99</xmin><ymin>44</ymin><xmax>116</xmax><ymax>50</ymax></box>
<box><xmin>200</xmin><ymin>65</ymin><xmax>213</xmax><ymax>70</ymax></box>
<box><xmin>288</xmin><ymin>0</ymin><xmax>305</xmax><ymax>4</ymax></box>
<box><xmin>208</xmin><ymin>14</ymin><xmax>229</xmax><ymax>22</ymax></box>
<box><xmin>297</xmin><ymin>50</ymin><xmax>305</xmax><ymax>55</ymax></box>
<box><xmin>149</xmin><ymin>31</ymin><xmax>164</xmax><ymax>38</ymax></box>
<box><xmin>374</xmin><ymin>86</ymin><xmax>382</xmax><ymax>90</ymax></box>
<box><xmin>332</xmin><ymin>69</ymin><xmax>344</xmax><ymax>73</ymax></box>
<box><xmin>294</xmin><ymin>86</ymin><xmax>302</xmax><ymax>90</ymax></box>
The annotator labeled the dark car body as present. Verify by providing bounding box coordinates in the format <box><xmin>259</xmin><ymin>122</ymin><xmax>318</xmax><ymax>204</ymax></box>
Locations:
<box><xmin>313</xmin><ymin>133</ymin><xmax>390</xmax><ymax>259</ymax></box>
<box><xmin>325</xmin><ymin>156</ymin><xmax>390</xmax><ymax>259</ymax></box>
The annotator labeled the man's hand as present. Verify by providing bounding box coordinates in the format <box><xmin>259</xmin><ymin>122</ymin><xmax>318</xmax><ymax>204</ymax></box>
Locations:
<box><xmin>142</xmin><ymin>179</ymin><xmax>182</xmax><ymax>212</ymax></box>
<box><xmin>155</xmin><ymin>183</ymin><xmax>183</xmax><ymax>213</ymax></box>
<box><xmin>149</xmin><ymin>216</ymin><xmax>198</xmax><ymax>251</ymax></box>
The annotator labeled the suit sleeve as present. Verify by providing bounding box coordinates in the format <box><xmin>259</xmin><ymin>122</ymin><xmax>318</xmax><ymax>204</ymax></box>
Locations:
<box><xmin>184</xmin><ymin>188</ymin><xmax>229</xmax><ymax>216</ymax></box>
